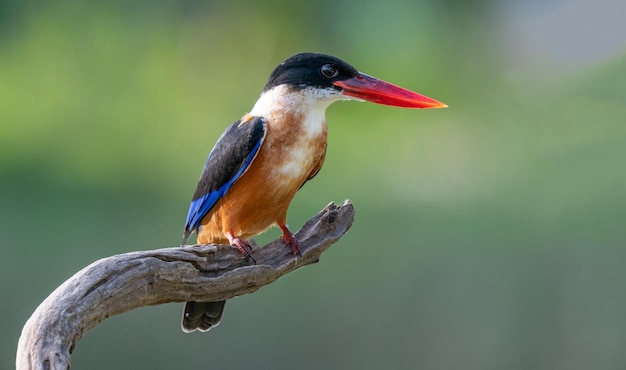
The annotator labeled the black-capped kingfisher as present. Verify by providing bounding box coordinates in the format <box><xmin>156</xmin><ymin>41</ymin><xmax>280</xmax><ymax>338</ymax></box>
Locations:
<box><xmin>180</xmin><ymin>52</ymin><xmax>446</xmax><ymax>332</ymax></box>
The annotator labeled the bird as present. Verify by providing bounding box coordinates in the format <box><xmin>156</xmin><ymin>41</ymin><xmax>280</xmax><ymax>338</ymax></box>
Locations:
<box><xmin>180</xmin><ymin>52</ymin><xmax>446</xmax><ymax>332</ymax></box>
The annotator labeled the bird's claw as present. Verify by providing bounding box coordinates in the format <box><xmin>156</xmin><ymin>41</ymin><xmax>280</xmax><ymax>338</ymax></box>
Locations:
<box><xmin>280</xmin><ymin>225</ymin><xmax>301</xmax><ymax>257</ymax></box>
<box><xmin>229</xmin><ymin>236</ymin><xmax>257</xmax><ymax>264</ymax></box>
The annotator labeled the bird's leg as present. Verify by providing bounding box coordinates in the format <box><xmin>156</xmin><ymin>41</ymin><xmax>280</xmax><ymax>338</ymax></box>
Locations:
<box><xmin>225</xmin><ymin>232</ymin><xmax>256</xmax><ymax>264</ymax></box>
<box><xmin>279</xmin><ymin>224</ymin><xmax>301</xmax><ymax>256</ymax></box>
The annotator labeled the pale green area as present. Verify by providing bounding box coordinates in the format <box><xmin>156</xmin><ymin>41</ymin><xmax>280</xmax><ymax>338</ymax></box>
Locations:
<box><xmin>2</xmin><ymin>1</ymin><xmax>626</xmax><ymax>369</ymax></box>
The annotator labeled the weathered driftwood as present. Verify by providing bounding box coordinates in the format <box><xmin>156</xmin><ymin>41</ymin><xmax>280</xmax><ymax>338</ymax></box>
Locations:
<box><xmin>16</xmin><ymin>201</ymin><xmax>354</xmax><ymax>370</ymax></box>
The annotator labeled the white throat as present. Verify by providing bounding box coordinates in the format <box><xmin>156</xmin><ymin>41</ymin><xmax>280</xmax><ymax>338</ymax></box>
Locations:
<box><xmin>249</xmin><ymin>85</ymin><xmax>348</xmax><ymax>136</ymax></box>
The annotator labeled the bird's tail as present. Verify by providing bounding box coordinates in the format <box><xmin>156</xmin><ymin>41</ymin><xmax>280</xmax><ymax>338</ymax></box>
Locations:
<box><xmin>181</xmin><ymin>300</ymin><xmax>226</xmax><ymax>332</ymax></box>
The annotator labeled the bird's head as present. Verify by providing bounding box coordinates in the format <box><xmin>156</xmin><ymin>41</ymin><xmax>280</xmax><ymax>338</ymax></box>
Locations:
<box><xmin>263</xmin><ymin>52</ymin><xmax>447</xmax><ymax>109</ymax></box>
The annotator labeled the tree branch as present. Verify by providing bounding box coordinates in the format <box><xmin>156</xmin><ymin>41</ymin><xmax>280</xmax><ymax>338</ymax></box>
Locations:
<box><xmin>16</xmin><ymin>200</ymin><xmax>355</xmax><ymax>370</ymax></box>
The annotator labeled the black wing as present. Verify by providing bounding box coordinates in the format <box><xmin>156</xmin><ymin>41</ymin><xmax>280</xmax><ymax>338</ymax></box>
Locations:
<box><xmin>182</xmin><ymin>116</ymin><xmax>266</xmax><ymax>243</ymax></box>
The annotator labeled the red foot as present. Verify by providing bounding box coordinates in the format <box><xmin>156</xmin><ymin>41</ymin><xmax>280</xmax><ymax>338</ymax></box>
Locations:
<box><xmin>226</xmin><ymin>232</ymin><xmax>256</xmax><ymax>264</ymax></box>
<box><xmin>279</xmin><ymin>225</ymin><xmax>301</xmax><ymax>256</ymax></box>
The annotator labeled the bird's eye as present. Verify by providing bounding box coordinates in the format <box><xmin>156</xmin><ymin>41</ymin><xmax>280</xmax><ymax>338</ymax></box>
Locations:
<box><xmin>321</xmin><ymin>64</ymin><xmax>339</xmax><ymax>78</ymax></box>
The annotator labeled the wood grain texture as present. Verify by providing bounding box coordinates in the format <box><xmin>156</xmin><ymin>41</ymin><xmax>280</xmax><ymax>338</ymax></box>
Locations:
<box><xmin>16</xmin><ymin>201</ymin><xmax>354</xmax><ymax>370</ymax></box>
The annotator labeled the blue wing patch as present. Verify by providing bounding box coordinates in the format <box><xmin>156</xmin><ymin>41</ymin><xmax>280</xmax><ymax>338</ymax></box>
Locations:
<box><xmin>182</xmin><ymin>116</ymin><xmax>266</xmax><ymax>244</ymax></box>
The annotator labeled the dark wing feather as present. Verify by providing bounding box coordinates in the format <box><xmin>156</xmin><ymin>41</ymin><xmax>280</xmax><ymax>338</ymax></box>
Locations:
<box><xmin>182</xmin><ymin>116</ymin><xmax>266</xmax><ymax>243</ymax></box>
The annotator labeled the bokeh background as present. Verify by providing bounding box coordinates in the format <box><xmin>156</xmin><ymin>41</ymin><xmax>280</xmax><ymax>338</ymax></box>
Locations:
<box><xmin>2</xmin><ymin>0</ymin><xmax>626</xmax><ymax>369</ymax></box>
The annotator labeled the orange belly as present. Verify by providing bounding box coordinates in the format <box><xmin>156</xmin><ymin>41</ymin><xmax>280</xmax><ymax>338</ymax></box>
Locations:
<box><xmin>197</xmin><ymin>118</ymin><xmax>327</xmax><ymax>244</ymax></box>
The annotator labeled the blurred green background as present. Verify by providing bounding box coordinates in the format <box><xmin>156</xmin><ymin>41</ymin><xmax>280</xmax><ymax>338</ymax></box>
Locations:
<box><xmin>2</xmin><ymin>0</ymin><xmax>626</xmax><ymax>369</ymax></box>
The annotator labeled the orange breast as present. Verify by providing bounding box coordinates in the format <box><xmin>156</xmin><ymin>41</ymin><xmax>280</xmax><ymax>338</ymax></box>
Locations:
<box><xmin>197</xmin><ymin>112</ymin><xmax>327</xmax><ymax>244</ymax></box>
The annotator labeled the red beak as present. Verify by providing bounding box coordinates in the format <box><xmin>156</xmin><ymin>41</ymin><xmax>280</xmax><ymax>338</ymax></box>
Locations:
<box><xmin>333</xmin><ymin>73</ymin><xmax>447</xmax><ymax>109</ymax></box>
